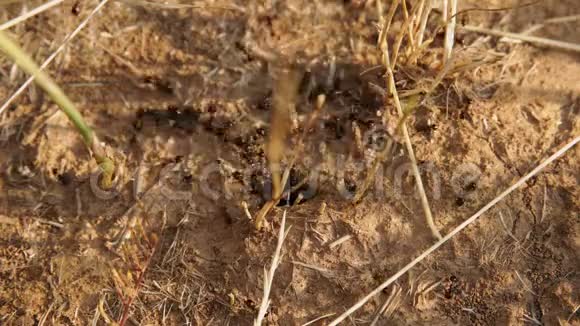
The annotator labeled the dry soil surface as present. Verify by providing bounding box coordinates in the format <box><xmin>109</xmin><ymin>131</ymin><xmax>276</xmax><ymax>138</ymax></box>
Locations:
<box><xmin>0</xmin><ymin>0</ymin><xmax>578</xmax><ymax>325</ymax></box>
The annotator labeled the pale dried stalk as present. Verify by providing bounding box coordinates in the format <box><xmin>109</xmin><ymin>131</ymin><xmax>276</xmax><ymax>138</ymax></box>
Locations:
<box><xmin>326</xmin><ymin>136</ymin><xmax>579</xmax><ymax>326</ymax></box>
<box><xmin>370</xmin><ymin>285</ymin><xmax>401</xmax><ymax>325</ymax></box>
<box><xmin>416</xmin><ymin>0</ymin><xmax>432</xmax><ymax>46</ymax></box>
<box><xmin>462</xmin><ymin>25</ymin><xmax>580</xmax><ymax>53</ymax></box>
<box><xmin>391</xmin><ymin>2</ymin><xmax>421</xmax><ymax>69</ymax></box>
<box><xmin>377</xmin><ymin>0</ymin><xmax>399</xmax><ymax>49</ymax></box>
<box><xmin>267</xmin><ymin>68</ymin><xmax>300</xmax><ymax>199</ymax></box>
<box><xmin>503</xmin><ymin>14</ymin><xmax>580</xmax><ymax>40</ymax></box>
<box><xmin>254</xmin><ymin>210</ymin><xmax>291</xmax><ymax>326</ymax></box>
<box><xmin>255</xmin><ymin>94</ymin><xmax>325</xmax><ymax>229</ymax></box>
<box><xmin>0</xmin><ymin>30</ymin><xmax>115</xmax><ymax>187</ymax></box>
<box><xmin>401</xmin><ymin>0</ymin><xmax>417</xmax><ymax>50</ymax></box>
<box><xmin>0</xmin><ymin>0</ymin><xmax>111</xmax><ymax>116</ymax></box>
<box><xmin>0</xmin><ymin>0</ymin><xmax>64</xmax><ymax>31</ymax></box>
<box><xmin>443</xmin><ymin>0</ymin><xmax>458</xmax><ymax>64</ymax></box>
<box><xmin>301</xmin><ymin>313</ymin><xmax>335</xmax><ymax>326</ymax></box>
<box><xmin>379</xmin><ymin>39</ymin><xmax>442</xmax><ymax>240</ymax></box>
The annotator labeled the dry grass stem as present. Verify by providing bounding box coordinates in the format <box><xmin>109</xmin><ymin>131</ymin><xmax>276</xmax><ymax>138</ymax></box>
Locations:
<box><xmin>370</xmin><ymin>285</ymin><xmax>401</xmax><ymax>326</ymax></box>
<box><xmin>241</xmin><ymin>201</ymin><xmax>253</xmax><ymax>221</ymax></box>
<box><xmin>416</xmin><ymin>0</ymin><xmax>433</xmax><ymax>46</ymax></box>
<box><xmin>514</xmin><ymin>270</ymin><xmax>537</xmax><ymax>295</ymax></box>
<box><xmin>107</xmin><ymin>174</ymin><xmax>162</xmax><ymax>250</ymax></box>
<box><xmin>540</xmin><ymin>185</ymin><xmax>547</xmax><ymax>223</ymax></box>
<box><xmin>0</xmin><ymin>0</ymin><xmax>64</xmax><ymax>31</ymax></box>
<box><xmin>377</xmin><ymin>0</ymin><xmax>400</xmax><ymax>51</ymax></box>
<box><xmin>568</xmin><ymin>305</ymin><xmax>580</xmax><ymax>323</ymax></box>
<box><xmin>0</xmin><ymin>30</ymin><xmax>115</xmax><ymax>187</ymax></box>
<box><xmin>498</xmin><ymin>212</ymin><xmax>520</xmax><ymax>243</ymax></box>
<box><xmin>461</xmin><ymin>25</ymin><xmax>580</xmax><ymax>53</ymax></box>
<box><xmin>0</xmin><ymin>0</ymin><xmax>111</xmax><ymax>116</ymax></box>
<box><xmin>391</xmin><ymin>3</ymin><xmax>421</xmax><ymax>69</ymax></box>
<box><xmin>287</xmin><ymin>94</ymin><xmax>326</xmax><ymax>169</ymax></box>
<box><xmin>401</xmin><ymin>0</ymin><xmax>417</xmax><ymax>49</ymax></box>
<box><xmin>119</xmin><ymin>0</ymin><xmax>245</xmax><ymax>12</ymax></box>
<box><xmin>504</xmin><ymin>14</ymin><xmax>580</xmax><ymax>40</ymax></box>
<box><xmin>267</xmin><ymin>68</ymin><xmax>301</xmax><ymax>199</ymax></box>
<box><xmin>522</xmin><ymin>313</ymin><xmax>542</xmax><ymax>325</ymax></box>
<box><xmin>380</xmin><ymin>39</ymin><xmax>442</xmax><ymax>240</ymax></box>
<box><xmin>301</xmin><ymin>313</ymin><xmax>335</xmax><ymax>326</ymax></box>
<box><xmin>443</xmin><ymin>0</ymin><xmax>458</xmax><ymax>64</ymax></box>
<box><xmin>352</xmin><ymin>136</ymin><xmax>394</xmax><ymax>203</ymax></box>
<box><xmin>37</xmin><ymin>302</ymin><xmax>54</xmax><ymax>326</ymax></box>
<box><xmin>32</xmin><ymin>217</ymin><xmax>64</xmax><ymax>229</ymax></box>
<box><xmin>541</xmin><ymin>14</ymin><xmax>580</xmax><ymax>24</ymax></box>
<box><xmin>291</xmin><ymin>260</ymin><xmax>331</xmax><ymax>274</ymax></box>
<box><xmin>326</xmin><ymin>136</ymin><xmax>579</xmax><ymax>325</ymax></box>
<box><xmin>254</xmin><ymin>200</ymin><xmax>276</xmax><ymax>230</ymax></box>
<box><xmin>255</xmin><ymin>210</ymin><xmax>291</xmax><ymax>326</ymax></box>
<box><xmin>328</xmin><ymin>234</ymin><xmax>353</xmax><ymax>249</ymax></box>
<box><xmin>255</xmin><ymin>93</ymin><xmax>325</xmax><ymax>229</ymax></box>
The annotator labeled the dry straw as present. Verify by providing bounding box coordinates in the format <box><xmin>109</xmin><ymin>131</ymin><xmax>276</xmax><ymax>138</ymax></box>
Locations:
<box><xmin>461</xmin><ymin>25</ymin><xmax>580</xmax><ymax>53</ymax></box>
<box><xmin>377</xmin><ymin>0</ymin><xmax>442</xmax><ymax>239</ymax></box>
<box><xmin>0</xmin><ymin>0</ymin><xmax>111</xmax><ymax>116</ymax></box>
<box><xmin>443</xmin><ymin>0</ymin><xmax>458</xmax><ymax>63</ymax></box>
<box><xmin>0</xmin><ymin>0</ymin><xmax>64</xmax><ymax>31</ymax></box>
<box><xmin>326</xmin><ymin>136</ymin><xmax>579</xmax><ymax>325</ymax></box>
<box><xmin>254</xmin><ymin>210</ymin><xmax>291</xmax><ymax>326</ymax></box>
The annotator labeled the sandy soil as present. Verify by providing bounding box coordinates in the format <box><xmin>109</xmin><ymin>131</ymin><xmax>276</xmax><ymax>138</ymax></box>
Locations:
<box><xmin>0</xmin><ymin>0</ymin><xmax>578</xmax><ymax>325</ymax></box>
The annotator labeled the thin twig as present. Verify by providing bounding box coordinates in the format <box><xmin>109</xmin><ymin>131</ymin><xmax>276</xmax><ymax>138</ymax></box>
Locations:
<box><xmin>461</xmin><ymin>25</ymin><xmax>580</xmax><ymax>53</ymax></box>
<box><xmin>326</xmin><ymin>137</ymin><xmax>579</xmax><ymax>325</ymax></box>
<box><xmin>0</xmin><ymin>0</ymin><xmax>64</xmax><ymax>31</ymax></box>
<box><xmin>0</xmin><ymin>0</ymin><xmax>111</xmax><ymax>116</ymax></box>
